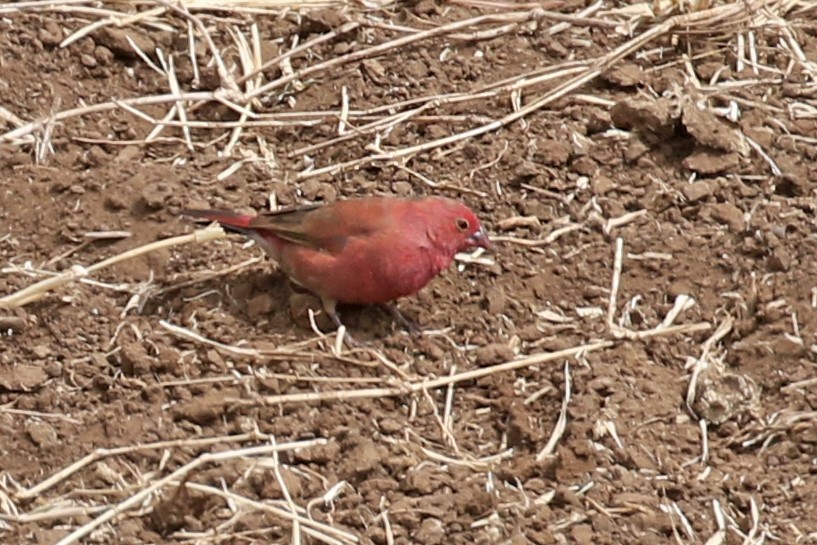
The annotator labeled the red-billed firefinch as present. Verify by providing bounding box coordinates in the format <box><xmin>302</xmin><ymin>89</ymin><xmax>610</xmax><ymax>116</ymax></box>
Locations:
<box><xmin>184</xmin><ymin>196</ymin><xmax>490</xmax><ymax>339</ymax></box>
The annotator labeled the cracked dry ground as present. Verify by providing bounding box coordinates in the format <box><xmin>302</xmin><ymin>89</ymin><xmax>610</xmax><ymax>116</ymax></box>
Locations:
<box><xmin>2</xmin><ymin>4</ymin><xmax>817</xmax><ymax>545</ymax></box>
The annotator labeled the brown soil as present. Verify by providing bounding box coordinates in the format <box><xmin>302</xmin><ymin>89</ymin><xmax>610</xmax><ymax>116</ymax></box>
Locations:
<box><xmin>2</xmin><ymin>2</ymin><xmax>817</xmax><ymax>544</ymax></box>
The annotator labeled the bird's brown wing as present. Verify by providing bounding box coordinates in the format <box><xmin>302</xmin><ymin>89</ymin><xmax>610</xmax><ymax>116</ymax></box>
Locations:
<box><xmin>248</xmin><ymin>200</ymin><xmax>391</xmax><ymax>253</ymax></box>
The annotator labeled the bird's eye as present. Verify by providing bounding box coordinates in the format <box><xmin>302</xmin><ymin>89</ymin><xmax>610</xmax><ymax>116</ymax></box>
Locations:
<box><xmin>456</xmin><ymin>218</ymin><xmax>470</xmax><ymax>231</ymax></box>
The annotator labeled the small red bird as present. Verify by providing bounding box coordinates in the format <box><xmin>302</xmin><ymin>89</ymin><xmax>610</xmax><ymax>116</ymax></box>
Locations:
<box><xmin>184</xmin><ymin>196</ymin><xmax>490</xmax><ymax>340</ymax></box>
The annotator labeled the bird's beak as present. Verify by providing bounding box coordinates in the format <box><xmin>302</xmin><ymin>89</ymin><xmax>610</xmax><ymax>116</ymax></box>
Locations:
<box><xmin>467</xmin><ymin>228</ymin><xmax>491</xmax><ymax>250</ymax></box>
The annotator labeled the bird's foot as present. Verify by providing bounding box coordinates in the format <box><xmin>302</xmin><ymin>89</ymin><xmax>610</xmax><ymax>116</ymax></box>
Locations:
<box><xmin>335</xmin><ymin>325</ymin><xmax>360</xmax><ymax>349</ymax></box>
<box><xmin>324</xmin><ymin>304</ymin><xmax>361</xmax><ymax>350</ymax></box>
<box><xmin>381</xmin><ymin>303</ymin><xmax>422</xmax><ymax>335</ymax></box>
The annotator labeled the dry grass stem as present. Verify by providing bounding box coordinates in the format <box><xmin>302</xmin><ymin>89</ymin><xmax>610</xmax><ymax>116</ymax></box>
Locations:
<box><xmin>177</xmin><ymin>482</ymin><xmax>357</xmax><ymax>545</ymax></box>
<box><xmin>0</xmin><ymin>406</ymin><xmax>81</xmax><ymax>424</ymax></box>
<box><xmin>607</xmin><ymin>237</ymin><xmax>624</xmax><ymax>328</ymax></box>
<box><xmin>16</xmin><ymin>435</ymin><xmax>323</xmax><ymax>500</ymax></box>
<box><xmin>160</xmin><ymin>319</ymin><xmax>263</xmax><ymax>357</ymax></box>
<box><xmin>536</xmin><ymin>362</ymin><xmax>572</xmax><ymax>461</ymax></box>
<box><xmin>0</xmin><ymin>224</ymin><xmax>226</xmax><ymax>308</ymax></box>
<box><xmin>492</xmin><ymin>223</ymin><xmax>583</xmax><ymax>247</ymax></box>
<box><xmin>52</xmin><ymin>440</ymin><xmax>330</xmax><ymax>545</ymax></box>
<box><xmin>685</xmin><ymin>316</ymin><xmax>735</xmax><ymax>413</ymax></box>
<box><xmin>605</xmin><ymin>238</ymin><xmax>710</xmax><ymax>340</ymax></box>
<box><xmin>227</xmin><ymin>340</ymin><xmax>614</xmax><ymax>406</ymax></box>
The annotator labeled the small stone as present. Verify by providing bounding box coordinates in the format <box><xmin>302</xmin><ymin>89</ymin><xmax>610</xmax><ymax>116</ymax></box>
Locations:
<box><xmin>116</xmin><ymin>146</ymin><xmax>142</xmax><ymax>163</ymax></box>
<box><xmin>586</xmin><ymin>110</ymin><xmax>611</xmax><ymax>134</ymax></box>
<box><xmin>32</xmin><ymin>529</ymin><xmax>69</xmax><ymax>544</ymax></box>
<box><xmin>378</xmin><ymin>418</ymin><xmax>402</xmax><ymax>434</ymax></box>
<box><xmin>413</xmin><ymin>518</ymin><xmax>444</xmax><ymax>545</ymax></box>
<box><xmin>205</xmin><ymin>349</ymin><xmax>225</xmax><ymax>369</ymax></box>
<box><xmin>708</xmin><ymin>202</ymin><xmax>745</xmax><ymax>233</ymax></box>
<box><xmin>142</xmin><ymin>385</ymin><xmax>165</xmax><ymax>403</ymax></box>
<box><xmin>78</xmin><ymin>37</ymin><xmax>95</xmax><ymax>55</ymax></box>
<box><xmin>172</xmin><ymin>390</ymin><xmax>225</xmax><ymax>425</ymax></box>
<box><xmin>553</xmin><ymin>485</ymin><xmax>582</xmax><ymax>507</ymax></box>
<box><xmin>119</xmin><ymin>341</ymin><xmax>151</xmax><ymax>376</ymax></box>
<box><xmin>392</xmin><ymin>181</ymin><xmax>413</xmax><ymax>196</ymax></box>
<box><xmin>337</xmin><ymin>439</ymin><xmax>383</xmax><ymax>478</ymax></box>
<box><xmin>482</xmin><ymin>288</ymin><xmax>506</xmax><ymax>314</ymax></box>
<box><xmin>44</xmin><ymin>362</ymin><xmax>62</xmax><ymax>378</ymax></box>
<box><xmin>767</xmin><ymin>248</ymin><xmax>791</xmax><ymax>272</ymax></box>
<box><xmin>89</xmin><ymin>352</ymin><xmax>109</xmax><ymax>369</ymax></box>
<box><xmin>591</xmin><ymin>175</ymin><xmax>616</xmax><ymax>195</ymax></box>
<box><xmin>291</xmin><ymin>440</ymin><xmax>341</xmax><ymax>463</ymax></box>
<box><xmin>570</xmin><ymin>523</ymin><xmax>595</xmax><ymax>545</ymax></box>
<box><xmin>87</xmin><ymin>145</ymin><xmax>109</xmax><ymax>166</ymax></box>
<box><xmin>571</xmin><ymin>156</ymin><xmax>597</xmax><ymax>176</ymax></box>
<box><xmin>27</xmin><ymin>422</ymin><xmax>59</xmax><ymax>448</ymax></box>
<box><xmin>419</xmin><ymin>339</ymin><xmax>445</xmax><ymax>361</ymax></box>
<box><xmin>610</xmin><ymin>97</ymin><xmax>677</xmax><ymax>144</ymax></box>
<box><xmin>474</xmin><ymin>343</ymin><xmax>515</xmax><ymax>366</ymax></box>
<box><xmin>545</xmin><ymin>38</ymin><xmax>569</xmax><ymax>57</ymax></box>
<box><xmin>798</xmin><ymin>425</ymin><xmax>817</xmax><ymax>444</ymax></box>
<box><xmin>680</xmin><ymin>180</ymin><xmax>715</xmax><ymax>202</ymax></box>
<box><xmin>402</xmin><ymin>467</ymin><xmax>443</xmax><ymax>494</ymax></box>
<box><xmin>94</xmin><ymin>27</ymin><xmax>156</xmax><ymax>59</ymax></box>
<box><xmin>333</xmin><ymin>41</ymin><xmax>353</xmax><ymax>55</ymax></box>
<box><xmin>623</xmin><ymin>140</ymin><xmax>649</xmax><ymax>163</ymax></box>
<box><xmin>139</xmin><ymin>181</ymin><xmax>174</xmax><ymax>210</ymax></box>
<box><xmin>31</xmin><ymin>344</ymin><xmax>51</xmax><ymax>359</ymax></box>
<box><xmin>0</xmin><ymin>365</ymin><xmax>48</xmax><ymax>391</ymax></box>
<box><xmin>361</xmin><ymin>58</ymin><xmax>387</xmax><ymax>84</ymax></box>
<box><xmin>247</xmin><ymin>292</ymin><xmax>275</xmax><ymax>318</ymax></box>
<box><xmin>299</xmin><ymin>179</ymin><xmax>321</xmax><ymax>200</ymax></box>
<box><xmin>603</xmin><ymin>63</ymin><xmax>644</xmax><ymax>87</ymax></box>
<box><xmin>80</xmin><ymin>53</ymin><xmax>97</xmax><ymax>68</ymax></box>
<box><xmin>38</xmin><ymin>21</ymin><xmax>62</xmax><ymax>47</ymax></box>
<box><xmin>683</xmin><ymin>149</ymin><xmax>740</xmax><ymax>175</ymax></box>
<box><xmin>104</xmin><ymin>195</ymin><xmax>128</xmax><ymax>211</ymax></box>
<box><xmin>413</xmin><ymin>0</ymin><xmax>439</xmax><ymax>15</ymax></box>
<box><xmin>519</xmin><ymin>324</ymin><xmax>544</xmax><ymax>342</ymax></box>
<box><xmin>682</xmin><ymin>104</ymin><xmax>749</xmax><ymax>154</ymax></box>
<box><xmin>535</xmin><ymin>140</ymin><xmax>571</xmax><ymax>166</ymax></box>
<box><xmin>587</xmin><ymin>376</ymin><xmax>615</xmax><ymax>396</ymax></box>
<box><xmin>94</xmin><ymin>45</ymin><xmax>114</xmax><ymax>65</ymax></box>
<box><xmin>316</xmin><ymin>183</ymin><xmax>338</xmax><ymax>202</ymax></box>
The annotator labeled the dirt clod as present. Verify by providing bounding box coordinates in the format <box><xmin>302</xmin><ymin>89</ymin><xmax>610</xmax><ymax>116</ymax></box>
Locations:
<box><xmin>680</xmin><ymin>180</ymin><xmax>716</xmax><ymax>202</ymax></box>
<box><xmin>26</xmin><ymin>422</ymin><xmax>59</xmax><ymax>448</ymax></box>
<box><xmin>707</xmin><ymin>202</ymin><xmax>745</xmax><ymax>232</ymax></box>
<box><xmin>172</xmin><ymin>390</ymin><xmax>227</xmax><ymax>425</ymax></box>
<box><xmin>94</xmin><ymin>27</ymin><xmax>156</xmax><ymax>59</ymax></box>
<box><xmin>474</xmin><ymin>343</ymin><xmax>515</xmax><ymax>366</ymax></box>
<box><xmin>610</xmin><ymin>98</ymin><xmax>677</xmax><ymax>143</ymax></box>
<box><xmin>0</xmin><ymin>365</ymin><xmax>48</xmax><ymax>391</ymax></box>
<box><xmin>683</xmin><ymin>148</ymin><xmax>740</xmax><ymax>175</ymax></box>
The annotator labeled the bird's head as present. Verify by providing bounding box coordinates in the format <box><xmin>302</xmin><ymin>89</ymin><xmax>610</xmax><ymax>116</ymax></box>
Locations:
<box><xmin>426</xmin><ymin>197</ymin><xmax>491</xmax><ymax>254</ymax></box>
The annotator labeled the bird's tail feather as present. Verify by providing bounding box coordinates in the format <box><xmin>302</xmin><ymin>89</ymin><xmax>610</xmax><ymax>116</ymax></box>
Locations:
<box><xmin>182</xmin><ymin>209</ymin><xmax>255</xmax><ymax>234</ymax></box>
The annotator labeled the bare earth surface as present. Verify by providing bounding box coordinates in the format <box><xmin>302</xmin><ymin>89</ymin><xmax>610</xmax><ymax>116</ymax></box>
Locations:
<box><xmin>2</xmin><ymin>1</ymin><xmax>817</xmax><ymax>544</ymax></box>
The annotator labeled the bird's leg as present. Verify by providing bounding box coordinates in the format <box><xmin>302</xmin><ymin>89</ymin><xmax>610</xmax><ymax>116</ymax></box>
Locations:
<box><xmin>321</xmin><ymin>297</ymin><xmax>359</xmax><ymax>348</ymax></box>
<box><xmin>381</xmin><ymin>303</ymin><xmax>421</xmax><ymax>334</ymax></box>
